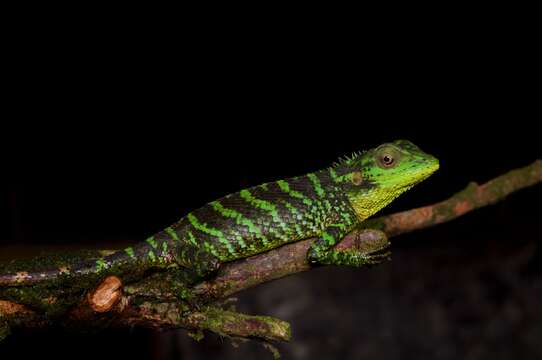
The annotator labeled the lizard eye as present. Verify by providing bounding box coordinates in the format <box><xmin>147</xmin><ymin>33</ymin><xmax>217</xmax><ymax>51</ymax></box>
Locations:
<box><xmin>380</xmin><ymin>154</ymin><xmax>395</xmax><ymax>167</ymax></box>
<box><xmin>375</xmin><ymin>145</ymin><xmax>401</xmax><ymax>168</ymax></box>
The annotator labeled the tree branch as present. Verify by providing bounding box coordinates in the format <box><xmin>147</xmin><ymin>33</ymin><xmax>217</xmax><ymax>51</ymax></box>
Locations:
<box><xmin>1</xmin><ymin>160</ymin><xmax>540</xmax><ymax>343</ymax></box>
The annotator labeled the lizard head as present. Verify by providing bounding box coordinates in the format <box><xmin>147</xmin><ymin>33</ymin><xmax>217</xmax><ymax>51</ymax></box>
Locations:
<box><xmin>334</xmin><ymin>140</ymin><xmax>439</xmax><ymax>220</ymax></box>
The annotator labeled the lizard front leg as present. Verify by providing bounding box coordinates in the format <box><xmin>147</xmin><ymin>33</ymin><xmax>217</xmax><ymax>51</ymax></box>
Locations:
<box><xmin>307</xmin><ymin>212</ymin><xmax>390</xmax><ymax>267</ymax></box>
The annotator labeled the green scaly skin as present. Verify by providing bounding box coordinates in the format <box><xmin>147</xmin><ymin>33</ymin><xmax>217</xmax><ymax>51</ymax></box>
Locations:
<box><xmin>0</xmin><ymin>140</ymin><xmax>439</xmax><ymax>289</ymax></box>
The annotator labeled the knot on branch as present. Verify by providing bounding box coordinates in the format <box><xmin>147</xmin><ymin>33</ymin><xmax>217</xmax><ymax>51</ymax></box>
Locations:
<box><xmin>87</xmin><ymin>276</ymin><xmax>123</xmax><ymax>313</ymax></box>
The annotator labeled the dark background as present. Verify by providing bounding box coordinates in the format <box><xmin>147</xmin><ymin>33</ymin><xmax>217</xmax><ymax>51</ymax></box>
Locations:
<box><xmin>1</xmin><ymin>9</ymin><xmax>541</xmax><ymax>360</ymax></box>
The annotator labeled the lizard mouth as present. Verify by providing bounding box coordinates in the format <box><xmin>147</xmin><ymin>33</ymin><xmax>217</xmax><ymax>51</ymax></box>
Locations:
<box><xmin>401</xmin><ymin>160</ymin><xmax>440</xmax><ymax>190</ymax></box>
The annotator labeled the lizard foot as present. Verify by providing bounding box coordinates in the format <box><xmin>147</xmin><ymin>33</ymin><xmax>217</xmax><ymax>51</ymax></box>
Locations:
<box><xmin>365</xmin><ymin>249</ymin><xmax>392</xmax><ymax>266</ymax></box>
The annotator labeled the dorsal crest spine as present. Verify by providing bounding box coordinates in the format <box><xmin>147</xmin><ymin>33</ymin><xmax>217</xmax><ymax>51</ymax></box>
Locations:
<box><xmin>331</xmin><ymin>150</ymin><xmax>366</xmax><ymax>168</ymax></box>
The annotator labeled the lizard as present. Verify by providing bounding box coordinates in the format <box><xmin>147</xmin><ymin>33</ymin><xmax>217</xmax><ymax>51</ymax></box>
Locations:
<box><xmin>0</xmin><ymin>140</ymin><xmax>439</xmax><ymax>290</ymax></box>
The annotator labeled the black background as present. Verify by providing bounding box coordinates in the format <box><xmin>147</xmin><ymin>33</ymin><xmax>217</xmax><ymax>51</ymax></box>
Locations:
<box><xmin>1</xmin><ymin>10</ymin><xmax>541</xmax><ymax>360</ymax></box>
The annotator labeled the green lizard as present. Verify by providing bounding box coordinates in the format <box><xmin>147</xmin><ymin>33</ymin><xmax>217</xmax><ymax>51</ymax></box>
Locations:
<box><xmin>0</xmin><ymin>140</ymin><xmax>438</xmax><ymax>288</ymax></box>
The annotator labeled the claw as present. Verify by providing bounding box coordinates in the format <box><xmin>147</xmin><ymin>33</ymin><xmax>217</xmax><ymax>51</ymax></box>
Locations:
<box><xmin>365</xmin><ymin>250</ymin><xmax>392</xmax><ymax>266</ymax></box>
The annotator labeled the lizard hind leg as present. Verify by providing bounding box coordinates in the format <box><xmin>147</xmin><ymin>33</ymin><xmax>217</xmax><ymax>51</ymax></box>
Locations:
<box><xmin>175</xmin><ymin>243</ymin><xmax>221</xmax><ymax>284</ymax></box>
<box><xmin>172</xmin><ymin>244</ymin><xmax>221</xmax><ymax>308</ymax></box>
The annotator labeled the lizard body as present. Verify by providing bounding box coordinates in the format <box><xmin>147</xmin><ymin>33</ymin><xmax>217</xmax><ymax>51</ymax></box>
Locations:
<box><xmin>0</xmin><ymin>140</ymin><xmax>438</xmax><ymax>286</ymax></box>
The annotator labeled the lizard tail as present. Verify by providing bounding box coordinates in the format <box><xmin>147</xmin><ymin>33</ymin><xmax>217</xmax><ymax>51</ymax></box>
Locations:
<box><xmin>0</xmin><ymin>266</ymin><xmax>82</xmax><ymax>286</ymax></box>
<box><xmin>0</xmin><ymin>239</ymin><xmax>174</xmax><ymax>287</ymax></box>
